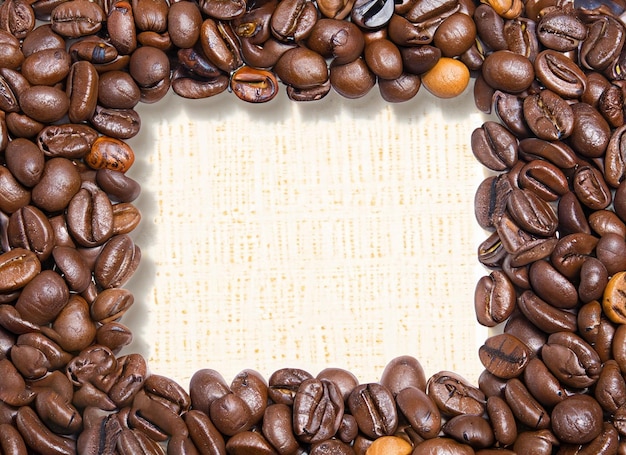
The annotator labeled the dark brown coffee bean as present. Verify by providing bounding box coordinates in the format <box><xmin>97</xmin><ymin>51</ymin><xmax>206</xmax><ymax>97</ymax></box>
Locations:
<box><xmin>330</xmin><ymin>57</ymin><xmax>375</xmax><ymax>99</ymax></box>
<box><xmin>471</xmin><ymin>121</ymin><xmax>518</xmax><ymax>171</ymax></box>
<box><xmin>50</xmin><ymin>0</ymin><xmax>105</xmax><ymax>38</ymax></box>
<box><xmin>379</xmin><ymin>355</ymin><xmax>426</xmax><ymax>396</ymax></box>
<box><xmin>595</xmin><ymin>360</ymin><xmax>626</xmax><ymax>414</ymax></box>
<box><xmin>522</xmin><ymin>358</ymin><xmax>566</xmax><ymax>408</ymax></box>
<box><xmin>21</xmin><ymin>48</ymin><xmax>71</xmax><ymax>86</ymax></box>
<box><xmin>37</xmin><ymin>123</ymin><xmax>98</xmax><ymax>160</ymax></box>
<box><xmin>569</xmin><ymin>103</ymin><xmax>611</xmax><ymax>158</ymax></box>
<box><xmin>184</xmin><ymin>409</ymin><xmax>227</xmax><ymax>455</ymax></box>
<box><xmin>505</xmin><ymin>377</ymin><xmax>550</xmax><ymax>430</ymax></box>
<box><xmin>518</xmin><ymin>159</ymin><xmax>569</xmax><ymax>202</ymax></box>
<box><xmin>517</xmin><ymin>289</ymin><xmax>577</xmax><ymax>333</ymax></box>
<box><xmin>31</xmin><ymin>157</ymin><xmax>81</xmax><ymax>213</ymax></box>
<box><xmin>19</xmin><ymin>85</ymin><xmax>69</xmax><ymax>124</ymax></box>
<box><xmin>433</xmin><ymin>12</ymin><xmax>476</xmax><ymax>58</ymax></box>
<box><xmin>66</xmin><ymin>61</ymin><xmax>99</xmax><ymax>124</ymax></box>
<box><xmin>552</xmin><ymin>395</ymin><xmax>603</xmax><ymax>444</ymax></box>
<box><xmin>542</xmin><ymin>331</ymin><xmax>601</xmax><ymax>388</ymax></box>
<box><xmin>200</xmin><ymin>18</ymin><xmax>243</xmax><ymax>74</ymax></box>
<box><xmin>482</xmin><ymin>50</ymin><xmax>534</xmax><ymax>93</ymax></box>
<box><xmin>427</xmin><ymin>371</ymin><xmax>486</xmax><ymax>417</ymax></box>
<box><xmin>189</xmin><ymin>369</ymin><xmax>231</xmax><ymax>415</ymax></box>
<box><xmin>94</xmin><ymin>234</ymin><xmax>141</xmax><ymax>288</ymax></box>
<box><xmin>294</xmin><ymin>378</ymin><xmax>344</xmax><ymax>443</ymax></box>
<box><xmin>317</xmin><ymin>367</ymin><xmax>359</xmax><ymax>403</ymax></box>
<box><xmin>8</xmin><ymin>205</ymin><xmax>54</xmax><ymax>262</ymax></box>
<box><xmin>534</xmin><ymin>50</ymin><xmax>586</xmax><ymax>99</ymax></box>
<box><xmin>507</xmin><ymin>188</ymin><xmax>557</xmax><ymax>237</ymax></box>
<box><xmin>504</xmin><ymin>311</ymin><xmax>547</xmax><ymax>356</ymax></box>
<box><xmin>0</xmin><ymin>0</ymin><xmax>36</xmax><ymax>39</ymax></box>
<box><xmin>396</xmin><ymin>386</ymin><xmax>441</xmax><ymax>439</ymax></box>
<box><xmin>0</xmin><ymin>248</ymin><xmax>40</xmax><ymax>293</ymax></box>
<box><xmin>48</xmin><ymin>294</ymin><xmax>96</xmax><ymax>351</ymax></box>
<box><xmin>210</xmin><ymin>392</ymin><xmax>254</xmax><ymax>437</ymax></box>
<box><xmin>262</xmin><ymin>403</ymin><xmax>299</xmax><ymax>455</ymax></box>
<box><xmin>513</xmin><ymin>429</ymin><xmax>559</xmax><ymax>455</ymax></box>
<box><xmin>523</xmin><ymin>89</ymin><xmax>574</xmax><ymax>141</ymax></box>
<box><xmin>443</xmin><ymin>414</ymin><xmax>495</xmax><ymax>449</ymax></box>
<box><xmin>536</xmin><ymin>9</ymin><xmax>587</xmax><ymax>51</ymax></box>
<box><xmin>270</xmin><ymin>0</ymin><xmax>317</xmax><ymax>42</ymax></box>
<box><xmin>274</xmin><ymin>47</ymin><xmax>329</xmax><ymax>90</ymax></box>
<box><xmin>596</xmin><ymin>233</ymin><xmax>626</xmax><ymax>276</ymax></box>
<box><xmin>412</xmin><ymin>437</ymin><xmax>475</xmax><ymax>455</ymax></box>
<box><xmin>348</xmin><ymin>383</ymin><xmax>397</xmax><ymax>439</ymax></box>
<box><xmin>518</xmin><ymin>138</ymin><xmax>577</xmax><ymax>171</ymax></box>
<box><xmin>15</xmin><ymin>269</ymin><xmax>68</xmax><ymax>325</ymax></box>
<box><xmin>378</xmin><ymin>72</ymin><xmax>422</xmax><ymax>103</ymax></box>
<box><xmin>16</xmin><ymin>405</ymin><xmax>76</xmax><ymax>454</ymax></box>
<box><xmin>66</xmin><ymin>184</ymin><xmax>114</xmax><ymax>247</ymax></box>
<box><xmin>474</xmin><ymin>270</ymin><xmax>516</xmax><ymax>327</ymax></box>
<box><xmin>22</xmin><ymin>23</ymin><xmax>64</xmax><ymax>57</ymax></box>
<box><xmin>529</xmin><ymin>260</ymin><xmax>578</xmax><ymax>309</ymax></box>
<box><xmin>307</xmin><ymin>19</ymin><xmax>364</xmax><ymax>66</ymax></box>
<box><xmin>479</xmin><ymin>333</ymin><xmax>530</xmax><ymax>379</ymax></box>
<box><xmin>580</xmin><ymin>16</ymin><xmax>625</xmax><ymax>71</ymax></box>
<box><xmin>5</xmin><ymin>138</ymin><xmax>44</xmax><ymax>188</ymax></box>
<box><xmin>486</xmin><ymin>396</ymin><xmax>517</xmax><ymax>447</ymax></box>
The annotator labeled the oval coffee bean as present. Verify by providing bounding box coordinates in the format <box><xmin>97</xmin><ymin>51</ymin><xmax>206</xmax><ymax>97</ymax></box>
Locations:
<box><xmin>293</xmin><ymin>378</ymin><xmax>344</xmax><ymax>443</ymax></box>
<box><xmin>379</xmin><ymin>355</ymin><xmax>426</xmax><ymax>395</ymax></box>
<box><xmin>474</xmin><ymin>270</ymin><xmax>516</xmax><ymax>327</ymax></box>
<box><xmin>86</xmin><ymin>137</ymin><xmax>135</xmax><ymax>172</ymax></box>
<box><xmin>396</xmin><ymin>386</ymin><xmax>441</xmax><ymax>439</ymax></box>
<box><xmin>504</xmin><ymin>378</ymin><xmax>550</xmax><ymax>430</ymax></box>
<box><xmin>604</xmin><ymin>271</ymin><xmax>626</xmax><ymax>324</ymax></box>
<box><xmin>94</xmin><ymin>234</ymin><xmax>141</xmax><ymax>289</ymax></box>
<box><xmin>66</xmin><ymin>184</ymin><xmax>114</xmax><ymax>247</ymax></box>
<box><xmin>542</xmin><ymin>331</ymin><xmax>601</xmax><ymax>388</ymax></box>
<box><xmin>0</xmin><ymin>248</ymin><xmax>40</xmax><ymax>293</ymax></box>
<box><xmin>50</xmin><ymin>0</ymin><xmax>105</xmax><ymax>38</ymax></box>
<box><xmin>15</xmin><ymin>270</ymin><xmax>68</xmax><ymax>325</ymax></box>
<box><xmin>37</xmin><ymin>123</ymin><xmax>98</xmax><ymax>159</ymax></box>
<box><xmin>479</xmin><ymin>333</ymin><xmax>530</xmax><ymax>379</ymax></box>
<box><xmin>442</xmin><ymin>414</ymin><xmax>495</xmax><ymax>449</ymax></box>
<box><xmin>427</xmin><ymin>371</ymin><xmax>486</xmax><ymax>417</ymax></box>
<box><xmin>19</xmin><ymin>85</ymin><xmax>69</xmax><ymax>124</ymax></box>
<box><xmin>507</xmin><ymin>188</ymin><xmax>557</xmax><ymax>237</ymax></box>
<box><xmin>551</xmin><ymin>394</ymin><xmax>603</xmax><ymax>444</ymax></box>
<box><xmin>7</xmin><ymin>205</ymin><xmax>55</xmax><ymax>261</ymax></box>
<box><xmin>523</xmin><ymin>89</ymin><xmax>574</xmax><ymax>140</ymax></box>
<box><xmin>348</xmin><ymin>383</ymin><xmax>397</xmax><ymax>439</ymax></box>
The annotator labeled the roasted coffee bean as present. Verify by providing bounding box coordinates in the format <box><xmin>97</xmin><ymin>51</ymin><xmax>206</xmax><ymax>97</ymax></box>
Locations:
<box><xmin>504</xmin><ymin>311</ymin><xmax>547</xmax><ymax>356</ymax></box>
<box><xmin>293</xmin><ymin>378</ymin><xmax>344</xmax><ymax>443</ymax></box>
<box><xmin>542</xmin><ymin>331</ymin><xmax>601</xmax><ymax>388</ymax></box>
<box><xmin>596</xmin><ymin>233</ymin><xmax>626</xmax><ymax>276</ymax></box>
<box><xmin>529</xmin><ymin>260</ymin><xmax>578</xmax><ymax>309</ymax></box>
<box><xmin>132</xmin><ymin>0</ymin><xmax>168</xmax><ymax>32</ymax></box>
<box><xmin>0</xmin><ymin>0</ymin><xmax>36</xmax><ymax>39</ymax></box>
<box><xmin>86</xmin><ymin>137</ymin><xmax>135</xmax><ymax>172</ymax></box>
<box><xmin>348</xmin><ymin>383</ymin><xmax>397</xmax><ymax>439</ymax></box>
<box><xmin>330</xmin><ymin>57</ymin><xmax>376</xmax><ymax>99</ymax></box>
<box><xmin>473</xmin><ymin>4</ymin><xmax>506</xmax><ymax>51</ymax></box>
<box><xmin>522</xmin><ymin>358</ymin><xmax>566</xmax><ymax>408</ymax></box>
<box><xmin>595</xmin><ymin>360</ymin><xmax>626</xmax><ymax>413</ymax></box>
<box><xmin>604</xmin><ymin>271</ymin><xmax>626</xmax><ymax>324</ymax></box>
<box><xmin>513</xmin><ymin>429</ymin><xmax>558</xmax><ymax>455</ymax></box>
<box><xmin>307</xmin><ymin>19</ymin><xmax>364</xmax><ymax>66</ymax></box>
<box><xmin>31</xmin><ymin>157</ymin><xmax>81</xmax><ymax>213</ymax></box>
<box><xmin>552</xmin><ymin>394</ymin><xmax>603</xmax><ymax>444</ymax></box>
<box><xmin>474</xmin><ymin>270</ymin><xmax>516</xmax><ymax>327</ymax></box>
<box><xmin>14</xmin><ymin>269</ymin><xmax>68</xmax><ymax>325</ymax></box>
<box><xmin>379</xmin><ymin>355</ymin><xmax>426</xmax><ymax>396</ymax></box>
<box><xmin>432</xmin><ymin>12</ymin><xmax>476</xmax><ymax>58</ymax></box>
<box><xmin>7</xmin><ymin>205</ymin><xmax>54</xmax><ymax>262</ymax></box>
<box><xmin>274</xmin><ymin>47</ymin><xmax>329</xmax><ymax>89</ymax></box>
<box><xmin>518</xmin><ymin>138</ymin><xmax>577</xmax><ymax>170</ymax></box>
<box><xmin>518</xmin><ymin>159</ymin><xmax>569</xmax><ymax>202</ymax></box>
<box><xmin>580</xmin><ymin>16</ymin><xmax>625</xmax><ymax>71</ymax></box>
<box><xmin>189</xmin><ymin>368</ymin><xmax>231</xmax><ymax>415</ymax></box>
<box><xmin>19</xmin><ymin>85</ymin><xmax>69</xmax><ymax>124</ymax></box>
<box><xmin>16</xmin><ymin>406</ymin><xmax>76</xmax><ymax>455</ymax></box>
<box><xmin>210</xmin><ymin>392</ymin><xmax>254</xmax><ymax>436</ymax></box>
<box><xmin>396</xmin><ymin>386</ymin><xmax>441</xmax><ymax>439</ymax></box>
<box><xmin>184</xmin><ymin>409</ymin><xmax>227</xmax><ymax>455</ymax></box>
<box><xmin>364</xmin><ymin>436</ymin><xmax>411</xmax><ymax>455</ymax></box>
<box><xmin>271</xmin><ymin>0</ymin><xmax>317</xmax><ymax>42</ymax></box>
<box><xmin>94</xmin><ymin>234</ymin><xmax>140</xmax><ymax>288</ymax></box>
<box><xmin>66</xmin><ymin>61</ymin><xmax>99</xmax><ymax>123</ymax></box>
<box><xmin>129</xmin><ymin>389</ymin><xmax>188</xmax><ymax>440</ymax></box>
<box><xmin>50</xmin><ymin>0</ymin><xmax>105</xmax><ymax>38</ymax></box>
<box><xmin>578</xmin><ymin>257</ymin><xmax>609</xmax><ymax>303</ymax></box>
<box><xmin>505</xmin><ymin>378</ymin><xmax>550</xmax><ymax>430</ymax></box>
<box><xmin>398</xmin><ymin>45</ymin><xmax>441</xmax><ymax>75</ymax></box>
<box><xmin>37</xmin><ymin>123</ymin><xmax>98</xmax><ymax>160</ymax></box>
<box><xmin>534</xmin><ymin>50</ymin><xmax>586</xmax><ymax>99</ymax></box>
<box><xmin>486</xmin><ymin>396</ymin><xmax>517</xmax><ymax>447</ymax></box>
<box><xmin>479</xmin><ymin>333</ymin><xmax>530</xmax><ymax>379</ymax></box>
<box><xmin>471</xmin><ymin>121</ymin><xmax>518</xmax><ymax>171</ymax></box>
<box><xmin>569</xmin><ymin>103</ymin><xmax>611</xmax><ymax>158</ymax></box>
<box><xmin>21</xmin><ymin>48</ymin><xmax>71</xmax><ymax>86</ymax></box>
<box><xmin>98</xmin><ymin>70</ymin><xmax>141</xmax><ymax>109</ymax></box>
<box><xmin>262</xmin><ymin>403</ymin><xmax>300</xmax><ymax>454</ymax></box>
<box><xmin>200</xmin><ymin>18</ymin><xmax>243</xmax><ymax>74</ymax></box>
<box><xmin>95</xmin><ymin>321</ymin><xmax>132</xmax><ymax>353</ymax></box>
<box><xmin>317</xmin><ymin>367</ymin><xmax>359</xmax><ymax>403</ymax></box>
<box><xmin>230</xmin><ymin>66</ymin><xmax>279</xmax><ymax>103</ymax></box>
<box><xmin>427</xmin><ymin>371</ymin><xmax>486</xmax><ymax>416</ymax></box>
<box><xmin>107</xmin><ymin>1</ymin><xmax>136</xmax><ymax>55</ymax></box>
<box><xmin>443</xmin><ymin>414</ymin><xmax>495</xmax><ymax>449</ymax></box>
<box><xmin>412</xmin><ymin>437</ymin><xmax>475</xmax><ymax>455</ymax></box>
<box><xmin>517</xmin><ymin>289</ymin><xmax>577</xmax><ymax>333</ymax></box>
<box><xmin>493</xmin><ymin>91</ymin><xmax>532</xmax><ymax>139</ymax></box>
<box><xmin>69</xmin><ymin>35</ymin><xmax>118</xmax><ymax>64</ymax></box>
<box><xmin>168</xmin><ymin>1</ymin><xmax>202</xmax><ymax>48</ymax></box>
<box><xmin>5</xmin><ymin>138</ymin><xmax>45</xmax><ymax>188</ymax></box>
<box><xmin>90</xmin><ymin>105</ymin><xmax>141</xmax><ymax>139</ymax></box>
<box><xmin>537</xmin><ymin>9</ymin><xmax>587</xmax><ymax>51</ymax></box>
<box><xmin>378</xmin><ymin>72</ymin><xmax>422</xmax><ymax>103</ymax></box>
<box><xmin>523</xmin><ymin>89</ymin><xmax>574</xmax><ymax>140</ymax></box>
<box><xmin>482</xmin><ymin>50</ymin><xmax>534</xmax><ymax>93</ymax></box>
<box><xmin>507</xmin><ymin>188</ymin><xmax>557</xmax><ymax>237</ymax></box>
<box><xmin>66</xmin><ymin>183</ymin><xmax>114</xmax><ymax>247</ymax></box>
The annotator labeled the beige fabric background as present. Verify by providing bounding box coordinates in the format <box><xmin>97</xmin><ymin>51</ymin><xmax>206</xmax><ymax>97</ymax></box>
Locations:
<box><xmin>124</xmin><ymin>85</ymin><xmax>490</xmax><ymax>390</ymax></box>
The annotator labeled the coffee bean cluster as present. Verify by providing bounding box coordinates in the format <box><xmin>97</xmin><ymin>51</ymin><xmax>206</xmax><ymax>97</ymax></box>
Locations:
<box><xmin>1</xmin><ymin>0</ymin><xmax>626</xmax><ymax>451</ymax></box>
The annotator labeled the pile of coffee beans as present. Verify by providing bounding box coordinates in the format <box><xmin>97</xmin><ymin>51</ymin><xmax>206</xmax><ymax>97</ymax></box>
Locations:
<box><xmin>2</xmin><ymin>0</ymin><xmax>626</xmax><ymax>451</ymax></box>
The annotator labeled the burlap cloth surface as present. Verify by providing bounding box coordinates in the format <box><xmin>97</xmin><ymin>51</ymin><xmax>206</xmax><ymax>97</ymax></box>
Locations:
<box><xmin>125</xmin><ymin>86</ymin><xmax>489</xmax><ymax>389</ymax></box>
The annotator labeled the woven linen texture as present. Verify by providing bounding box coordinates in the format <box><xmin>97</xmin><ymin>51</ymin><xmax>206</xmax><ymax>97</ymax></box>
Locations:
<box><xmin>127</xmin><ymin>89</ymin><xmax>488</xmax><ymax>388</ymax></box>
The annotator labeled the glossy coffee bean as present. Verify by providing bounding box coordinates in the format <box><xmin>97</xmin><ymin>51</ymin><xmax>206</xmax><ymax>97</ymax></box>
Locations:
<box><xmin>552</xmin><ymin>395</ymin><xmax>603</xmax><ymax>444</ymax></box>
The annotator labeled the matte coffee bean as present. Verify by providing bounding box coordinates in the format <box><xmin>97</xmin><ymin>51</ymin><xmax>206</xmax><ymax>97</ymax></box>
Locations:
<box><xmin>552</xmin><ymin>395</ymin><xmax>603</xmax><ymax>444</ymax></box>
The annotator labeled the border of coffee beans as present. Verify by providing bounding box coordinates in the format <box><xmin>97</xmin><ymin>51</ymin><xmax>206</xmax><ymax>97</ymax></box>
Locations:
<box><xmin>2</xmin><ymin>0</ymin><xmax>626</xmax><ymax>452</ymax></box>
